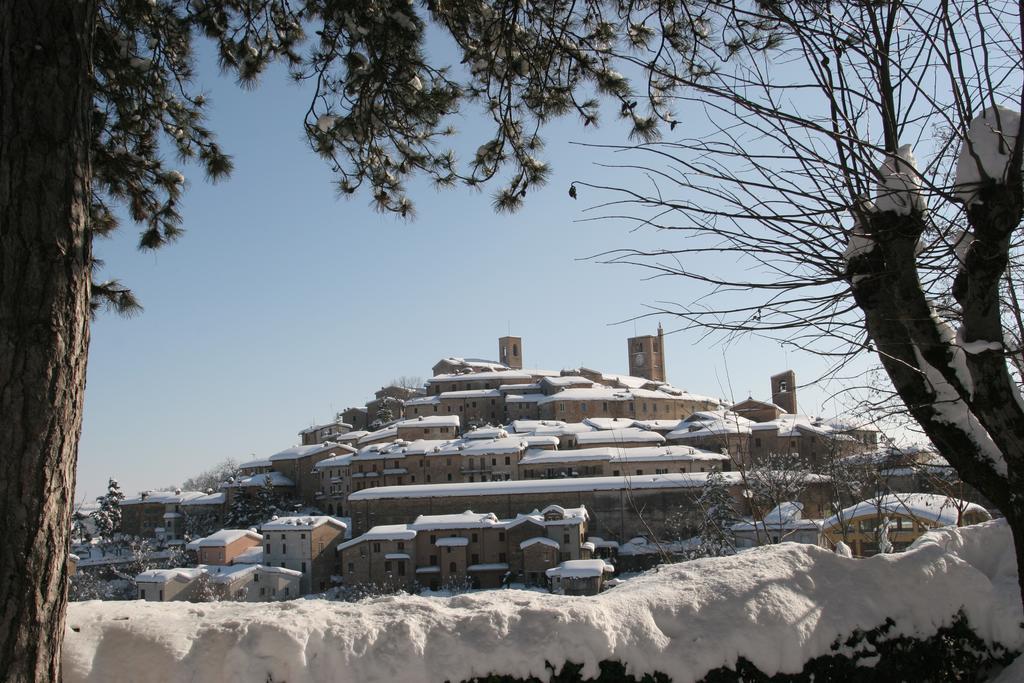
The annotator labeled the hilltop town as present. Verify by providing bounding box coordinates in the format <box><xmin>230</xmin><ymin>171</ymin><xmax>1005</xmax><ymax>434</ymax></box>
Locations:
<box><xmin>67</xmin><ymin>328</ymin><xmax>990</xmax><ymax>603</ymax></box>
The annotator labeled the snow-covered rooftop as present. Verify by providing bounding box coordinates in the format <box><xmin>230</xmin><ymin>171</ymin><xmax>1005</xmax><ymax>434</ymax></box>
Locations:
<box><xmin>823</xmin><ymin>494</ymin><xmax>989</xmax><ymax>529</ymax></box>
<box><xmin>193</xmin><ymin>530</ymin><xmax>262</xmax><ymax>548</ymax></box>
<box><xmin>545</xmin><ymin>559</ymin><xmax>614</xmax><ymax>579</ymax></box>
<box><xmin>519</xmin><ymin>445</ymin><xmax>728</xmax><ymax>466</ymax></box>
<box><xmin>347</xmin><ymin>472</ymin><xmax>742</xmax><ymax>501</ymax></box>
<box><xmin>261</xmin><ymin>516</ymin><xmax>347</xmax><ymax>532</ymax></box>
<box><xmin>575</xmin><ymin>428</ymin><xmax>666</xmax><ymax>446</ymax></box>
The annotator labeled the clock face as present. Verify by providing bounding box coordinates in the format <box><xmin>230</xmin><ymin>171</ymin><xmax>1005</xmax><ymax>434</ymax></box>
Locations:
<box><xmin>633</xmin><ymin>352</ymin><xmax>645</xmax><ymax>366</ymax></box>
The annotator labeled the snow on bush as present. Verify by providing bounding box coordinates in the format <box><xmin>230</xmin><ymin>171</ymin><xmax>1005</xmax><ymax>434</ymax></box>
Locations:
<box><xmin>63</xmin><ymin>520</ymin><xmax>1022</xmax><ymax>683</ymax></box>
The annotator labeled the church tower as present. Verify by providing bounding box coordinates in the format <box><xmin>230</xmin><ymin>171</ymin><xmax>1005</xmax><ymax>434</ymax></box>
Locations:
<box><xmin>627</xmin><ymin>323</ymin><xmax>666</xmax><ymax>382</ymax></box>
<box><xmin>498</xmin><ymin>336</ymin><xmax>523</xmax><ymax>369</ymax></box>
<box><xmin>771</xmin><ymin>370</ymin><xmax>797</xmax><ymax>414</ymax></box>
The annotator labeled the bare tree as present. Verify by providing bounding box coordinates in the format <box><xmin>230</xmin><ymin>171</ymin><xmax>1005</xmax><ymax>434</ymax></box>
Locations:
<box><xmin>569</xmin><ymin>0</ymin><xmax>1024</xmax><ymax>609</ymax></box>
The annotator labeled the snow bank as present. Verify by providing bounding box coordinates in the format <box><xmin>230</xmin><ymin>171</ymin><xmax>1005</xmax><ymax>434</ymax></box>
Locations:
<box><xmin>64</xmin><ymin>520</ymin><xmax>1022</xmax><ymax>683</ymax></box>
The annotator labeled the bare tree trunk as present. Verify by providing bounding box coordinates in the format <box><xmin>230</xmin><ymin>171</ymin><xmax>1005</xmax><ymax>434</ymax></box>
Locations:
<box><xmin>0</xmin><ymin>1</ymin><xmax>95</xmax><ymax>681</ymax></box>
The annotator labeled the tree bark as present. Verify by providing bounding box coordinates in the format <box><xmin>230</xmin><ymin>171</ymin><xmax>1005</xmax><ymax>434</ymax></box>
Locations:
<box><xmin>0</xmin><ymin>1</ymin><xmax>95</xmax><ymax>681</ymax></box>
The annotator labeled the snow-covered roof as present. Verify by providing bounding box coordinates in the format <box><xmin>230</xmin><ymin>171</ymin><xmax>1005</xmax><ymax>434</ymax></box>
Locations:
<box><xmin>338</xmin><ymin>525</ymin><xmax>418</xmax><ymax>551</ymax></box>
<box><xmin>184</xmin><ymin>492</ymin><xmax>226</xmax><ymax>506</ymax></box>
<box><xmin>299</xmin><ymin>421</ymin><xmax>351</xmax><ymax>435</ymax></box>
<box><xmin>268</xmin><ymin>442</ymin><xmax>353</xmax><ymax>462</ymax></box>
<box><xmin>412</xmin><ymin>511</ymin><xmax>499</xmax><ymax>530</ymax></box>
<box><xmin>121</xmin><ymin>490</ymin><xmax>208</xmax><ymax>506</ymax></box>
<box><xmin>395</xmin><ymin>415</ymin><xmax>461</xmax><ymax>429</ymax></box>
<box><xmin>518</xmin><ymin>445</ymin><xmax>728</xmax><ymax>466</ymax></box>
<box><xmin>135</xmin><ymin>567</ymin><xmax>205</xmax><ymax>584</ymax></box>
<box><xmin>358</xmin><ymin>427</ymin><xmax>398</xmax><ymax>446</ymax></box>
<box><xmin>438</xmin><ymin>389</ymin><xmax>502</xmax><ymax>399</ymax></box>
<box><xmin>432</xmin><ymin>357</ymin><xmax>509</xmax><ymax>372</ymax></box>
<box><xmin>575</xmin><ymin>428</ymin><xmax>666</xmax><ymax>446</ymax></box>
<box><xmin>261</xmin><ymin>516</ymin><xmax>347</xmax><ymax>532</ymax></box>
<box><xmin>823</xmin><ymin>494</ymin><xmax>990</xmax><ymax>530</ymax></box>
<box><xmin>462</xmin><ymin>426</ymin><xmax>510</xmax><ymax>440</ymax></box>
<box><xmin>193</xmin><ymin>530</ymin><xmax>262</xmax><ymax>548</ymax></box>
<box><xmin>233</xmin><ymin>546</ymin><xmax>263</xmax><ymax>564</ymax></box>
<box><xmin>545</xmin><ymin>559</ymin><xmax>614</xmax><ymax>579</ymax></box>
<box><xmin>313</xmin><ymin>453</ymin><xmax>355</xmax><ymax>470</ymax></box>
<box><xmin>541</xmin><ymin>376</ymin><xmax>595</xmax><ymax>387</ymax></box>
<box><xmin>221</xmin><ymin>471</ymin><xmax>295</xmax><ymax>489</ymax></box>
<box><xmin>467</xmin><ymin>563</ymin><xmax>509</xmax><ymax>572</ymax></box>
<box><xmin>348</xmin><ymin>472</ymin><xmax>742</xmax><ymax>501</ymax></box>
<box><xmin>733</xmin><ymin>503</ymin><xmax>822</xmax><ymax>533</ymax></box>
<box><xmin>520</xmin><ymin>537</ymin><xmax>560</xmax><ymax>550</ymax></box>
<box><xmin>435</xmin><ymin>537</ymin><xmax>469</xmax><ymax>547</ymax></box>
<box><xmin>428</xmin><ymin>370</ymin><xmax>532</xmax><ymax>384</ymax></box>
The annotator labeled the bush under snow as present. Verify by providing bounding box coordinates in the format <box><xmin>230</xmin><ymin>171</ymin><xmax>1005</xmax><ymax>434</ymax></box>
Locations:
<box><xmin>63</xmin><ymin>520</ymin><xmax>1023</xmax><ymax>683</ymax></box>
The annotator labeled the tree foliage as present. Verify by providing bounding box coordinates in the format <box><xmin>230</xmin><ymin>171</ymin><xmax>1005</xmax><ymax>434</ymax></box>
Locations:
<box><xmin>178</xmin><ymin>457</ymin><xmax>241</xmax><ymax>493</ymax></box>
<box><xmin>90</xmin><ymin>478</ymin><xmax>125</xmax><ymax>542</ymax></box>
<box><xmin>692</xmin><ymin>469</ymin><xmax>739</xmax><ymax>557</ymax></box>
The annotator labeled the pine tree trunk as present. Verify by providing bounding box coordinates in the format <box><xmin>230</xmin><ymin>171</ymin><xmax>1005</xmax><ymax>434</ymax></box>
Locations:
<box><xmin>0</xmin><ymin>1</ymin><xmax>95</xmax><ymax>681</ymax></box>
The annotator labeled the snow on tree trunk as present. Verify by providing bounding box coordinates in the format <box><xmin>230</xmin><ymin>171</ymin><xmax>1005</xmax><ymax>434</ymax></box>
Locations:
<box><xmin>0</xmin><ymin>1</ymin><xmax>96</xmax><ymax>680</ymax></box>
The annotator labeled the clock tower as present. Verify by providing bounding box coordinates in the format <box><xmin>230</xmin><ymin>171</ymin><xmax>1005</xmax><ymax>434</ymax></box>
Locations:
<box><xmin>627</xmin><ymin>323</ymin><xmax>666</xmax><ymax>382</ymax></box>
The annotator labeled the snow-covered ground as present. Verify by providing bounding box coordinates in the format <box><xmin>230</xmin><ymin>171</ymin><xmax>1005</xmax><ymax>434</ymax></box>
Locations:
<box><xmin>64</xmin><ymin>520</ymin><xmax>1022</xmax><ymax>683</ymax></box>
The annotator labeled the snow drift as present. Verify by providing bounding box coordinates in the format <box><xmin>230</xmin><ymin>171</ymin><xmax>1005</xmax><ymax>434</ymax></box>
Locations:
<box><xmin>64</xmin><ymin>520</ymin><xmax>1022</xmax><ymax>683</ymax></box>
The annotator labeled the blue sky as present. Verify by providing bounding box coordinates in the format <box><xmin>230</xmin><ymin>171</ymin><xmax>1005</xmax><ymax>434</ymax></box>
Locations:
<box><xmin>76</xmin><ymin>41</ymin><xmax>875</xmax><ymax>501</ymax></box>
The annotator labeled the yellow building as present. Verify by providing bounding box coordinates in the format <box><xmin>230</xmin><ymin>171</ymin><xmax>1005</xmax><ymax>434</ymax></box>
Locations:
<box><xmin>822</xmin><ymin>493</ymin><xmax>990</xmax><ymax>556</ymax></box>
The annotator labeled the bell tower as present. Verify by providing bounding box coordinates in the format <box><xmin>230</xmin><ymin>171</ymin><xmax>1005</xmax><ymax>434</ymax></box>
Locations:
<box><xmin>498</xmin><ymin>336</ymin><xmax>523</xmax><ymax>369</ymax></box>
<box><xmin>626</xmin><ymin>323</ymin><xmax>666</xmax><ymax>381</ymax></box>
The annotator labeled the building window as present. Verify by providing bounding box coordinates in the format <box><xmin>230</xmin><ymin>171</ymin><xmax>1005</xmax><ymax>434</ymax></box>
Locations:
<box><xmin>429</xmin><ymin>554</ymin><xmax>438</xmax><ymax>565</ymax></box>
<box><xmin>612</xmin><ymin>470</ymin><xmax>620</xmax><ymax>476</ymax></box>
<box><xmin>471</xmin><ymin>554</ymin><xmax>479</xmax><ymax>564</ymax></box>
<box><xmin>563</xmin><ymin>533</ymin><xmax>570</xmax><ymax>543</ymax></box>
<box><xmin>499</xmin><ymin>552</ymin><xmax>507</xmax><ymax>563</ymax></box>
<box><xmin>447</xmin><ymin>473</ymin><xmax>452</xmax><ymax>481</ymax></box>
<box><xmin>280</xmin><ymin>534</ymin><xmax>285</xmax><ymax>540</ymax></box>
<box><xmin>397</xmin><ymin>542</ymin><xmax>405</xmax><ymax>550</ymax></box>
<box><xmin>301</xmin><ymin>562</ymin><xmax>306</xmax><ymax>572</ymax></box>
<box><xmin>300</xmin><ymin>533</ymin><xmax>306</xmax><ymax>540</ymax></box>
<box><xmin>347</xmin><ymin>561</ymin><xmax>354</xmax><ymax>573</ymax></box>
<box><xmin>260</xmin><ymin>587</ymin><xmax>266</xmax><ymax>596</ymax></box>
<box><xmin>373</xmin><ymin>543</ymin><xmax>381</xmax><ymax>553</ymax></box>
<box><xmin>281</xmin><ymin>544</ymin><xmax>287</xmax><ymax>554</ymax></box>
<box><xmin>449</xmin><ymin>562</ymin><xmax>457</xmax><ymax>573</ymax></box>
<box><xmin>498</xmin><ymin>532</ymin><xmax>505</xmax><ymax>542</ymax></box>
<box><xmin>318</xmin><ymin>542</ymin><xmax>324</xmax><ymax>553</ymax></box>
<box><xmin>265</xmin><ymin>544</ymin><xmax>270</xmax><ymax>554</ymax></box>
<box><xmin>430</xmin><ymin>535</ymin><xmax>436</xmax><ymax>544</ymax></box>
<box><xmin>398</xmin><ymin>562</ymin><xmax>406</xmax><ymax>576</ymax></box>
<box><xmin>581</xmin><ymin>402</ymin><xmax>587</xmax><ymax>413</ymax></box>
<box><xmin>140</xmin><ymin>589</ymin><xmax>146</xmax><ymax>600</ymax></box>
<box><xmin>559</xmin><ymin>403</ymin><xmax>565</xmax><ymax>412</ymax></box>
<box><xmin>491</xmin><ymin>458</ymin><xmax>496</xmax><ymax>466</ymax></box>
<box><xmin>384</xmin><ymin>561</ymin><xmax>392</xmax><ymax>572</ymax></box>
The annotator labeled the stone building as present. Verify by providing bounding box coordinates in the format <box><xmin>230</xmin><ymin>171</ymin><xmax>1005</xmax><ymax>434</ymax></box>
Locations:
<box><xmin>627</xmin><ymin>324</ymin><xmax>667</xmax><ymax>382</ymax></box>
<box><xmin>345</xmin><ymin>472</ymin><xmax>832</xmax><ymax>541</ymax></box>
<box><xmin>189</xmin><ymin>529</ymin><xmax>263</xmax><ymax>566</ymax></box>
<box><xmin>338</xmin><ymin>505</ymin><xmax>590</xmax><ymax>590</ymax></box>
<box><xmin>261</xmin><ymin>515</ymin><xmax>348</xmax><ymax>594</ymax></box>
<box><xmin>298</xmin><ymin>419</ymin><xmax>352</xmax><ymax>446</ymax></box>
<box><xmin>517</xmin><ymin>445</ymin><xmax>731</xmax><ymax>479</ymax></box>
<box><xmin>120</xmin><ymin>489</ymin><xmax>210</xmax><ymax>541</ymax></box>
